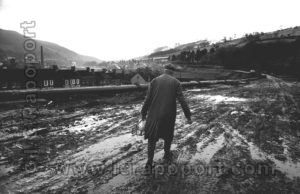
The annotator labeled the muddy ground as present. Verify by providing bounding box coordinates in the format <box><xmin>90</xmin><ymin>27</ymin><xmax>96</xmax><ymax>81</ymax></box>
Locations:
<box><xmin>1</xmin><ymin>76</ymin><xmax>300</xmax><ymax>194</ymax></box>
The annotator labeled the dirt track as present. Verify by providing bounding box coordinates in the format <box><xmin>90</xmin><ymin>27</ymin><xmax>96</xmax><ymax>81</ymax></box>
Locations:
<box><xmin>1</xmin><ymin>77</ymin><xmax>300</xmax><ymax>194</ymax></box>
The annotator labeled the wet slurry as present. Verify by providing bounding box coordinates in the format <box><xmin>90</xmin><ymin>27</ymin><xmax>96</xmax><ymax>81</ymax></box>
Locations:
<box><xmin>1</xmin><ymin>78</ymin><xmax>300</xmax><ymax>193</ymax></box>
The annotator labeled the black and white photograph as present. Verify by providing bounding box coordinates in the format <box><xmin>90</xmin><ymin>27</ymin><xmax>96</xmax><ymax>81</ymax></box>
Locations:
<box><xmin>0</xmin><ymin>0</ymin><xmax>300</xmax><ymax>193</ymax></box>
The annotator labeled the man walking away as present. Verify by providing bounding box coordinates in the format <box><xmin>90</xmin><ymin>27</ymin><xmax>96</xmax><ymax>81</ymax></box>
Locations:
<box><xmin>141</xmin><ymin>63</ymin><xmax>192</xmax><ymax>171</ymax></box>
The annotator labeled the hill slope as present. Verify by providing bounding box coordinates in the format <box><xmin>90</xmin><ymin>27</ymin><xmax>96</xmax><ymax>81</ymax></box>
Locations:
<box><xmin>146</xmin><ymin>26</ymin><xmax>300</xmax><ymax>77</ymax></box>
<box><xmin>0</xmin><ymin>29</ymin><xmax>102</xmax><ymax>68</ymax></box>
<box><xmin>147</xmin><ymin>26</ymin><xmax>300</xmax><ymax>58</ymax></box>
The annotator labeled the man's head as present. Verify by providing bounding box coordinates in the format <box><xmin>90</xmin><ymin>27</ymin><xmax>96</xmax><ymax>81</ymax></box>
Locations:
<box><xmin>163</xmin><ymin>63</ymin><xmax>176</xmax><ymax>75</ymax></box>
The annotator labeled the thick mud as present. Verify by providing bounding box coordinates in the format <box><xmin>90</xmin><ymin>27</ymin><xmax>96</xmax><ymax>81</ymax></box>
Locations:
<box><xmin>1</xmin><ymin>77</ymin><xmax>300</xmax><ymax>193</ymax></box>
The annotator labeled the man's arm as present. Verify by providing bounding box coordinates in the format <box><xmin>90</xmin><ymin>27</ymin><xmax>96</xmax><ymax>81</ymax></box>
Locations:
<box><xmin>141</xmin><ymin>81</ymin><xmax>153</xmax><ymax>120</ymax></box>
<box><xmin>176</xmin><ymin>83</ymin><xmax>191</xmax><ymax>121</ymax></box>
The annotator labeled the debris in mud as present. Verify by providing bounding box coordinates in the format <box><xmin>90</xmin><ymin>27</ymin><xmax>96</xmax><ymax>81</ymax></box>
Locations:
<box><xmin>120</xmin><ymin>144</ymin><xmax>132</xmax><ymax>152</ymax></box>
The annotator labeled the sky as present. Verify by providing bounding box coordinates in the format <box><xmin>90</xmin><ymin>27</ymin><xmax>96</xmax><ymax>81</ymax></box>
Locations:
<box><xmin>0</xmin><ymin>0</ymin><xmax>300</xmax><ymax>61</ymax></box>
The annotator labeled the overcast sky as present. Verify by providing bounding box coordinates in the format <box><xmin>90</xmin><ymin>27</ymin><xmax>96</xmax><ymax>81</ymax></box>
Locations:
<box><xmin>0</xmin><ymin>0</ymin><xmax>299</xmax><ymax>61</ymax></box>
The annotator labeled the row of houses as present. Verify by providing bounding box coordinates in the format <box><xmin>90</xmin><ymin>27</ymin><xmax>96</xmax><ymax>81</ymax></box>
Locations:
<box><xmin>0</xmin><ymin>68</ymin><xmax>139</xmax><ymax>90</ymax></box>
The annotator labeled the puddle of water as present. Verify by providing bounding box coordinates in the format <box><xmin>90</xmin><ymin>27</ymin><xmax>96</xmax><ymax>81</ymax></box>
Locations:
<box><xmin>66</xmin><ymin>115</ymin><xmax>110</xmax><ymax>132</ymax></box>
<box><xmin>0</xmin><ymin>164</ymin><xmax>14</xmax><ymax>177</ymax></box>
<box><xmin>244</xmin><ymin>83</ymin><xmax>258</xmax><ymax>88</ymax></box>
<box><xmin>248</xmin><ymin>142</ymin><xmax>267</xmax><ymax>160</ymax></box>
<box><xmin>188</xmin><ymin>88</ymin><xmax>212</xmax><ymax>92</ymax></box>
<box><xmin>73</xmin><ymin>133</ymin><xmax>135</xmax><ymax>160</ymax></box>
<box><xmin>271</xmin><ymin>158</ymin><xmax>300</xmax><ymax>179</ymax></box>
<box><xmin>226</xmin><ymin>124</ymin><xmax>300</xmax><ymax>179</ymax></box>
<box><xmin>103</xmin><ymin>107</ymin><xmax>115</xmax><ymax>111</ymax></box>
<box><xmin>191</xmin><ymin>133</ymin><xmax>225</xmax><ymax>163</ymax></box>
<box><xmin>192</xmin><ymin>95</ymin><xmax>247</xmax><ymax>104</ymax></box>
<box><xmin>248</xmin><ymin>142</ymin><xmax>300</xmax><ymax>179</ymax></box>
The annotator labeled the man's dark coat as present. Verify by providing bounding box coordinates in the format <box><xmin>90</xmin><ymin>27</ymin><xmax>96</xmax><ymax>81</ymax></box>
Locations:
<box><xmin>141</xmin><ymin>74</ymin><xmax>191</xmax><ymax>141</ymax></box>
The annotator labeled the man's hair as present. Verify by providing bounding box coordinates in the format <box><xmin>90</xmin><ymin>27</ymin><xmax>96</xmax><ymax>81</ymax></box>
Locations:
<box><xmin>163</xmin><ymin>63</ymin><xmax>176</xmax><ymax>71</ymax></box>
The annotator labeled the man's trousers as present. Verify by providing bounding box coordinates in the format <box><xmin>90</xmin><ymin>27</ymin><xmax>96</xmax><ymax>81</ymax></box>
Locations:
<box><xmin>147</xmin><ymin>137</ymin><xmax>172</xmax><ymax>165</ymax></box>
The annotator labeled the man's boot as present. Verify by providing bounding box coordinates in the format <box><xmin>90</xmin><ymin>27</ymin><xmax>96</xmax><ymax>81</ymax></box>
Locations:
<box><xmin>145</xmin><ymin>138</ymin><xmax>156</xmax><ymax>174</ymax></box>
<box><xmin>144</xmin><ymin>160</ymin><xmax>154</xmax><ymax>174</ymax></box>
<box><xmin>163</xmin><ymin>139</ymin><xmax>173</xmax><ymax>161</ymax></box>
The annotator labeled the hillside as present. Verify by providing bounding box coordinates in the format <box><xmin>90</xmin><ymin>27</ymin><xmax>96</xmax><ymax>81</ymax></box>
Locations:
<box><xmin>0</xmin><ymin>29</ymin><xmax>102</xmax><ymax>68</ymax></box>
<box><xmin>147</xmin><ymin>26</ymin><xmax>300</xmax><ymax>77</ymax></box>
<box><xmin>148</xmin><ymin>26</ymin><xmax>300</xmax><ymax>58</ymax></box>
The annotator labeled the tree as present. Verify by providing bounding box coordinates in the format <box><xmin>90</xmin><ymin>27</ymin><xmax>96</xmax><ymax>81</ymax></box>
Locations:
<box><xmin>196</xmin><ymin>49</ymin><xmax>201</xmax><ymax>62</ymax></box>
<box><xmin>190</xmin><ymin>50</ymin><xmax>195</xmax><ymax>63</ymax></box>
<box><xmin>179</xmin><ymin>51</ymin><xmax>187</xmax><ymax>62</ymax></box>
<box><xmin>171</xmin><ymin>55</ymin><xmax>177</xmax><ymax>61</ymax></box>
<box><xmin>199</xmin><ymin>40</ymin><xmax>210</xmax><ymax>48</ymax></box>
<box><xmin>52</xmin><ymin>64</ymin><xmax>58</xmax><ymax>70</ymax></box>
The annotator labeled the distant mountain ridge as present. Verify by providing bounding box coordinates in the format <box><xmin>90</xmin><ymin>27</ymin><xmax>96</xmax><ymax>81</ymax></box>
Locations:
<box><xmin>0</xmin><ymin>29</ymin><xmax>102</xmax><ymax>68</ymax></box>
